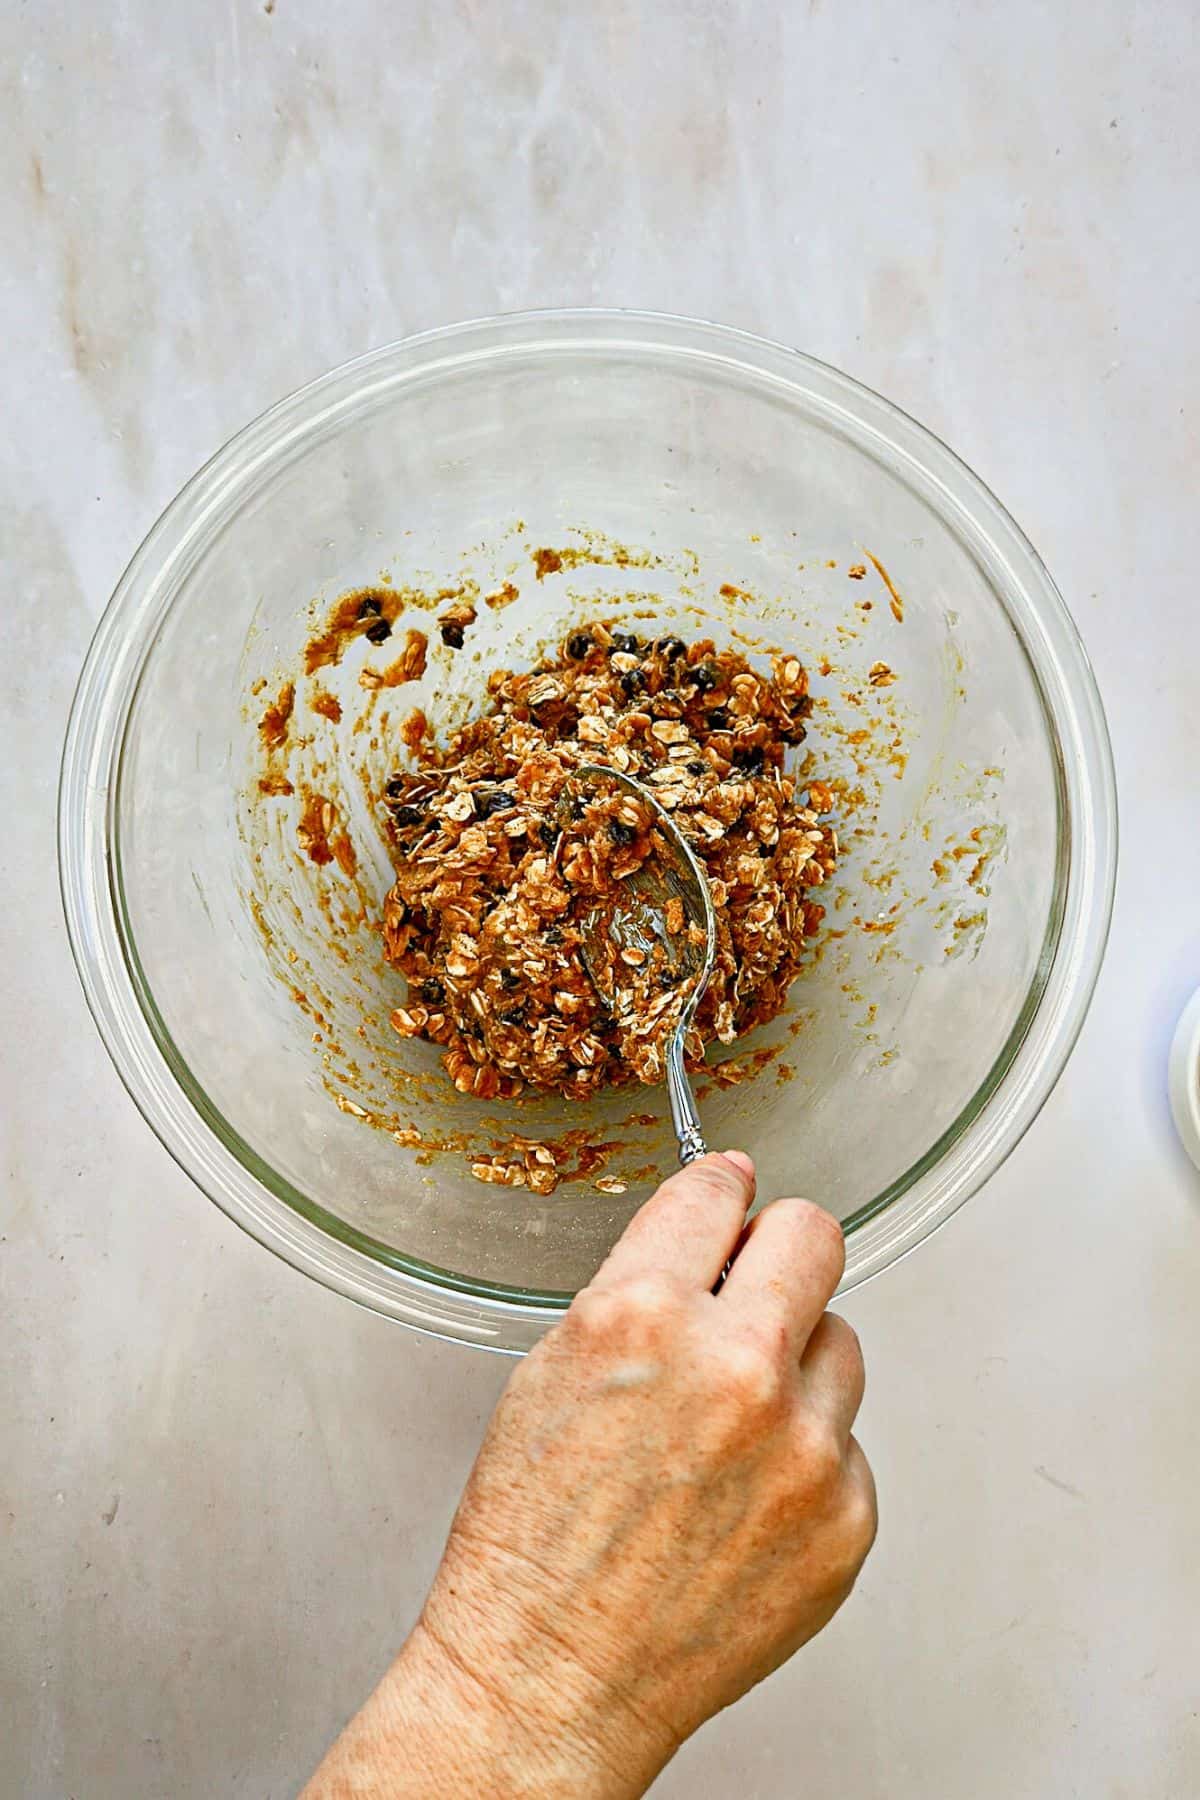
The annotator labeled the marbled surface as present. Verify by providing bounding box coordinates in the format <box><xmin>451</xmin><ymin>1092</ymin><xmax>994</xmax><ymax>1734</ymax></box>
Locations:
<box><xmin>3</xmin><ymin>2</ymin><xmax>1200</xmax><ymax>1794</ymax></box>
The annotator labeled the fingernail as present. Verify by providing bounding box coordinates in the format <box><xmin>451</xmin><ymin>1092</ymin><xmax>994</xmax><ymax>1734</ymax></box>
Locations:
<box><xmin>718</xmin><ymin>1150</ymin><xmax>755</xmax><ymax>1179</ymax></box>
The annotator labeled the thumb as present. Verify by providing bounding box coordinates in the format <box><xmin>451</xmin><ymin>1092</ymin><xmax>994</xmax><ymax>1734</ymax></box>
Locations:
<box><xmin>591</xmin><ymin>1151</ymin><xmax>756</xmax><ymax>1291</ymax></box>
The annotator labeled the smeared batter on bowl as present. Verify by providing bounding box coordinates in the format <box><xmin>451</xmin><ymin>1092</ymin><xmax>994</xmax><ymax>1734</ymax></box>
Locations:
<box><xmin>379</xmin><ymin>625</ymin><xmax>837</xmax><ymax>1101</ymax></box>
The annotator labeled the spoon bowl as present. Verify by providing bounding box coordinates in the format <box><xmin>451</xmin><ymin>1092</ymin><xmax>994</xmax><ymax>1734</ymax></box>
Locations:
<box><xmin>563</xmin><ymin>764</ymin><xmax>717</xmax><ymax>1165</ymax></box>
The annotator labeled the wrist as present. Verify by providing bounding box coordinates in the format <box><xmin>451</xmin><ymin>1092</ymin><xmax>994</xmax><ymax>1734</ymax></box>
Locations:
<box><xmin>373</xmin><ymin>1615</ymin><xmax>667</xmax><ymax>1800</ymax></box>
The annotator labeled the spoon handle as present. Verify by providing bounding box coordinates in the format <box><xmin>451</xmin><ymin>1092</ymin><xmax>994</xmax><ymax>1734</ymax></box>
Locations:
<box><xmin>667</xmin><ymin>1030</ymin><xmax>707</xmax><ymax>1165</ymax></box>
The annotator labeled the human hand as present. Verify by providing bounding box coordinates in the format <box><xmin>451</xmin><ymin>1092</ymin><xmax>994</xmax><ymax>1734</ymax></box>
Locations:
<box><xmin>305</xmin><ymin>1153</ymin><xmax>875</xmax><ymax>1798</ymax></box>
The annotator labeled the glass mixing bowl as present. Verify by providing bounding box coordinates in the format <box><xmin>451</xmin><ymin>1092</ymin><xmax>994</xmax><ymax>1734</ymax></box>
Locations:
<box><xmin>59</xmin><ymin>311</ymin><xmax>1116</xmax><ymax>1353</ymax></box>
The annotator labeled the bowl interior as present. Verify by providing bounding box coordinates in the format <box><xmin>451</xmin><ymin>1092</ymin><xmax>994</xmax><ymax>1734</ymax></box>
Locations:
<box><xmin>108</xmin><ymin>333</ymin><xmax>1062</xmax><ymax>1302</ymax></box>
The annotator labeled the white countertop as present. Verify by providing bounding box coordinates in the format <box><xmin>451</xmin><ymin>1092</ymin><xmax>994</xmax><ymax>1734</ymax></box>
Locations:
<box><xmin>4</xmin><ymin>3</ymin><xmax>1199</xmax><ymax>1794</ymax></box>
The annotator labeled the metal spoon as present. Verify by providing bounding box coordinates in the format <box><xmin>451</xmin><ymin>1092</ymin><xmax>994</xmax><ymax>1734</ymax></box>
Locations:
<box><xmin>561</xmin><ymin>764</ymin><xmax>717</xmax><ymax>1165</ymax></box>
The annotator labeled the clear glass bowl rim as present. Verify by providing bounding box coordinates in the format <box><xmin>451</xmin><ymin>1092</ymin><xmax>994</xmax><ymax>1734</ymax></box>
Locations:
<box><xmin>58</xmin><ymin>308</ymin><xmax>1118</xmax><ymax>1355</ymax></box>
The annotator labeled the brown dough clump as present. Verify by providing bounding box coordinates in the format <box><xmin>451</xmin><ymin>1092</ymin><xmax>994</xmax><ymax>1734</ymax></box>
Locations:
<box><xmin>380</xmin><ymin>624</ymin><xmax>836</xmax><ymax>1101</ymax></box>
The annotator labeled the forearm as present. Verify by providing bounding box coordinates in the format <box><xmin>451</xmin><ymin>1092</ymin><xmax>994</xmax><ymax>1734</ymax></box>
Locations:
<box><xmin>301</xmin><ymin>1619</ymin><xmax>666</xmax><ymax>1800</ymax></box>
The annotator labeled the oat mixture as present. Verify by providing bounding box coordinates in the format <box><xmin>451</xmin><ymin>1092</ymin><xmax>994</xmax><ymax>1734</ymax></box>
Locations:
<box><xmin>380</xmin><ymin>624</ymin><xmax>837</xmax><ymax>1101</ymax></box>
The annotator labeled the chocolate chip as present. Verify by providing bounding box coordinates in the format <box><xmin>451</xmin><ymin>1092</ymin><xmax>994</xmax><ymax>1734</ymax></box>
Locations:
<box><xmin>688</xmin><ymin>760</ymin><xmax>707</xmax><ymax>776</ymax></box>
<box><xmin>500</xmin><ymin>968</ymin><xmax>521</xmax><ymax>991</ymax></box>
<box><xmin>357</xmin><ymin>595</ymin><xmax>382</xmax><ymax>620</ymax></box>
<box><xmin>610</xmin><ymin>632</ymin><xmax>640</xmax><ymax>655</ymax></box>
<box><xmin>420</xmin><ymin>977</ymin><xmax>446</xmax><ymax>1005</ymax></box>
<box><xmin>385</xmin><ymin>775</ymin><xmax>407</xmax><ymax>798</ymax></box>
<box><xmin>365</xmin><ymin>618</ymin><xmax>392</xmax><ymax>644</ymax></box>
<box><xmin>440</xmin><ymin>621</ymin><xmax>465</xmax><ymax>649</ymax></box>
<box><xmin>566</xmin><ymin>632</ymin><xmax>592</xmax><ymax>660</ymax></box>
<box><xmin>693</xmin><ymin>664</ymin><xmax>719</xmax><ymax>692</ymax></box>
<box><xmin>657</xmin><ymin>636</ymin><xmax>686</xmax><ymax>662</ymax></box>
<box><xmin>499</xmin><ymin>1006</ymin><xmax>527</xmax><ymax>1026</ymax></box>
<box><xmin>608</xmin><ymin>819</ymin><xmax>636</xmax><ymax>847</ymax></box>
<box><xmin>757</xmin><ymin>842</ymin><xmax>774</xmax><ymax>858</ymax></box>
<box><xmin>477</xmin><ymin>789</ymin><xmax>513</xmax><ymax>816</ymax></box>
<box><xmin>544</xmin><ymin>926</ymin><xmax>564</xmax><ymax>944</ymax></box>
<box><xmin>619</xmin><ymin>670</ymin><xmax>644</xmax><ymax>698</ymax></box>
<box><xmin>732</xmin><ymin>744</ymin><xmax>765</xmax><ymax>774</ymax></box>
<box><xmin>539</xmin><ymin>822</ymin><xmax>557</xmax><ymax>848</ymax></box>
<box><xmin>708</xmin><ymin>707</ymin><xmax>730</xmax><ymax>729</ymax></box>
<box><xmin>390</xmin><ymin>804</ymin><xmax>423</xmax><ymax>826</ymax></box>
